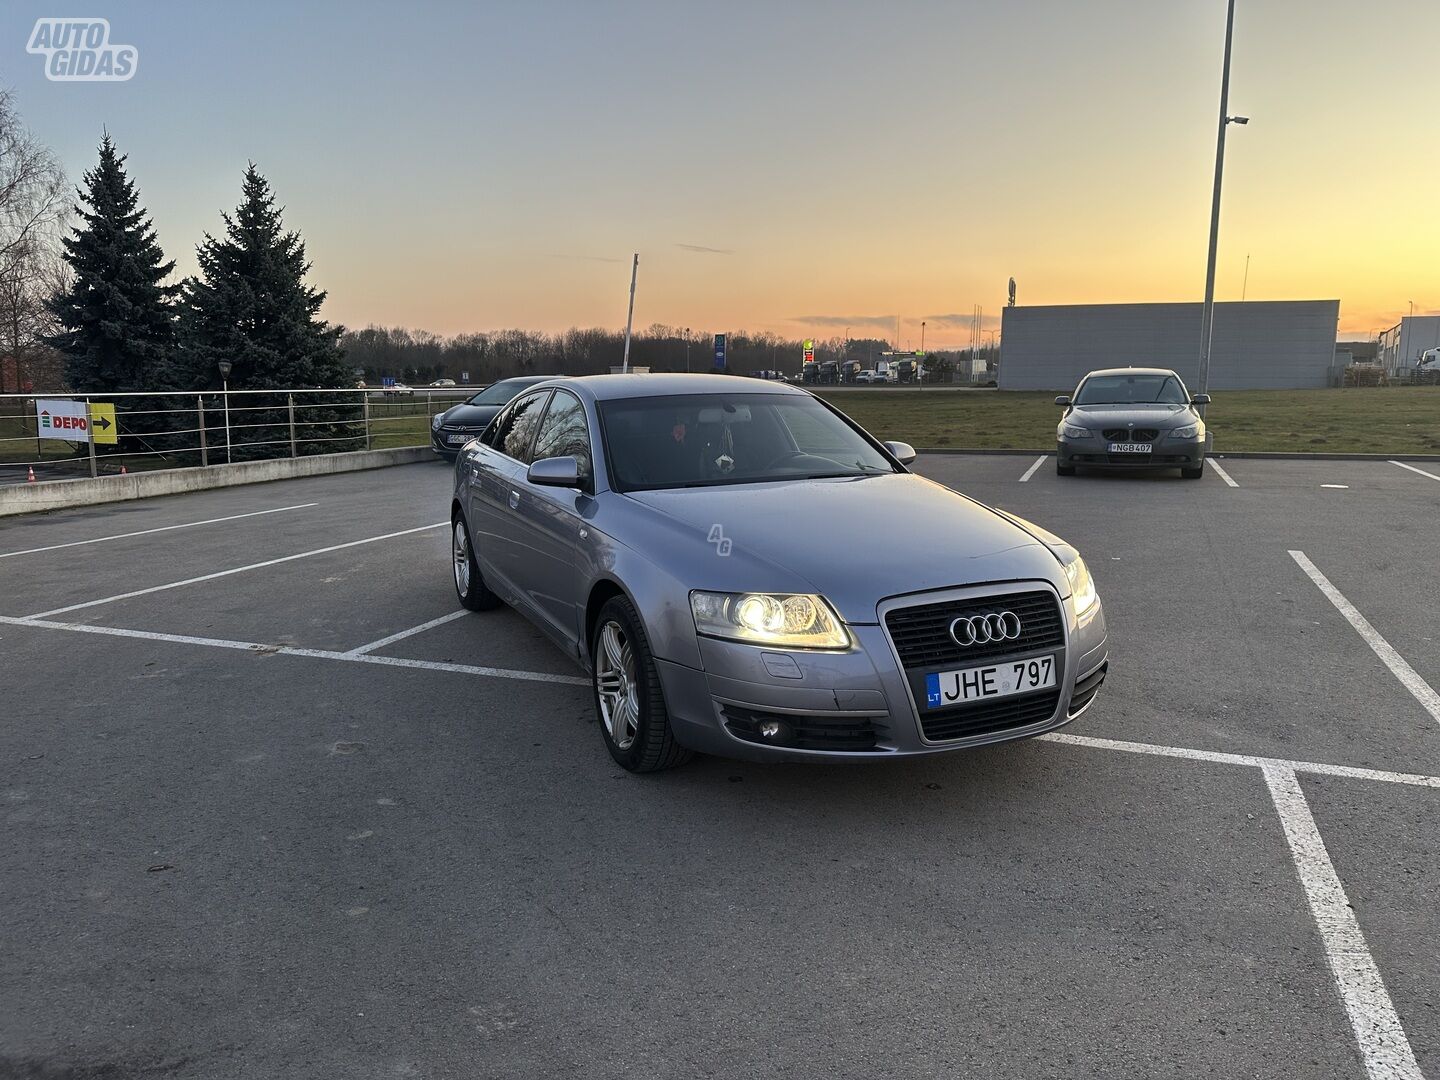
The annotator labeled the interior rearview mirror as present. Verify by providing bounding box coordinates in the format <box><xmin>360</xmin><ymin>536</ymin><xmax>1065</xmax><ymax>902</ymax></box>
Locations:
<box><xmin>883</xmin><ymin>440</ymin><xmax>917</xmax><ymax>466</ymax></box>
<box><xmin>527</xmin><ymin>455</ymin><xmax>582</xmax><ymax>487</ymax></box>
<box><xmin>1054</xmin><ymin>395</ymin><xmax>1071</xmax><ymax>406</ymax></box>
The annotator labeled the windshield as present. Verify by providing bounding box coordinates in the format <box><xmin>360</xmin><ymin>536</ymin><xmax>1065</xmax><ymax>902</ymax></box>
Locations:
<box><xmin>1074</xmin><ymin>374</ymin><xmax>1188</xmax><ymax>405</ymax></box>
<box><xmin>467</xmin><ymin>380</ymin><xmax>532</xmax><ymax>406</ymax></box>
<box><xmin>599</xmin><ymin>393</ymin><xmax>896</xmax><ymax>491</ymax></box>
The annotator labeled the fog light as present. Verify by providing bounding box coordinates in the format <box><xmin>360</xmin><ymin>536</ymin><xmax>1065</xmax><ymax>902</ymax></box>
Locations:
<box><xmin>758</xmin><ymin>720</ymin><xmax>784</xmax><ymax>740</ymax></box>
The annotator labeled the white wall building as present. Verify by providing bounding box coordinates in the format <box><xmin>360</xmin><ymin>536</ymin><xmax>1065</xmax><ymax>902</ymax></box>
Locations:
<box><xmin>1377</xmin><ymin>316</ymin><xmax>1440</xmax><ymax>372</ymax></box>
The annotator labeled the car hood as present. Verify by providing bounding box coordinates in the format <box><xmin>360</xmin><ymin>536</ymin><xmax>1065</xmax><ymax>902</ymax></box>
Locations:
<box><xmin>621</xmin><ymin>473</ymin><xmax>1067</xmax><ymax>623</ymax></box>
<box><xmin>440</xmin><ymin>403</ymin><xmax>503</xmax><ymax>427</ymax></box>
<box><xmin>1067</xmin><ymin>403</ymin><xmax>1194</xmax><ymax>429</ymax></box>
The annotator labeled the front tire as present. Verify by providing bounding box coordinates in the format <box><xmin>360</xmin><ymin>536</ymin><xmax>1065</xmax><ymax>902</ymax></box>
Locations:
<box><xmin>452</xmin><ymin>513</ymin><xmax>502</xmax><ymax>611</ymax></box>
<box><xmin>1181</xmin><ymin>464</ymin><xmax>1204</xmax><ymax>480</ymax></box>
<box><xmin>1056</xmin><ymin>460</ymin><xmax>1077</xmax><ymax>476</ymax></box>
<box><xmin>591</xmin><ymin>596</ymin><xmax>692</xmax><ymax>773</ymax></box>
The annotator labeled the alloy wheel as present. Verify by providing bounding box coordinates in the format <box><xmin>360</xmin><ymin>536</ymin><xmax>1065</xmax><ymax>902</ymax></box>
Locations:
<box><xmin>595</xmin><ymin>620</ymin><xmax>639</xmax><ymax>750</ymax></box>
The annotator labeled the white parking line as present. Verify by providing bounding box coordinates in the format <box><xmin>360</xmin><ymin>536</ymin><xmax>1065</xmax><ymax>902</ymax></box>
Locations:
<box><xmin>0</xmin><ymin>614</ymin><xmax>589</xmax><ymax>687</ymax></box>
<box><xmin>1390</xmin><ymin>460</ymin><xmax>1440</xmax><ymax>483</ymax></box>
<box><xmin>344</xmin><ymin>610</ymin><xmax>471</xmax><ymax>656</ymax></box>
<box><xmin>0</xmin><ymin>503</ymin><xmax>318</xmax><ymax>560</ymax></box>
<box><xmin>1290</xmin><ymin>551</ymin><xmax>1440</xmax><ymax>726</ymax></box>
<box><xmin>8</xmin><ymin>604</ymin><xmax>1437</xmax><ymax>789</ymax></box>
<box><xmin>1262</xmin><ymin>765</ymin><xmax>1423</xmax><ymax>1080</ymax></box>
<box><xmin>24</xmin><ymin>522</ymin><xmax>448</xmax><ymax>619</ymax></box>
<box><xmin>1208</xmin><ymin>459</ymin><xmax>1239</xmax><ymax>487</ymax></box>
<box><xmin>1018</xmin><ymin>455</ymin><xmax>1048</xmax><ymax>482</ymax></box>
<box><xmin>1039</xmin><ymin>732</ymin><xmax>1440</xmax><ymax>790</ymax></box>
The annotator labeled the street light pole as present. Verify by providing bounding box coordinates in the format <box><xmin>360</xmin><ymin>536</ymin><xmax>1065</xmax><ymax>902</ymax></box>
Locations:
<box><xmin>217</xmin><ymin>360</ymin><xmax>233</xmax><ymax>464</ymax></box>
<box><xmin>621</xmin><ymin>254</ymin><xmax>639</xmax><ymax>374</ymax></box>
<box><xmin>1197</xmin><ymin>0</ymin><xmax>1245</xmax><ymax>416</ymax></box>
<box><xmin>684</xmin><ymin>327</ymin><xmax>691</xmax><ymax>373</ymax></box>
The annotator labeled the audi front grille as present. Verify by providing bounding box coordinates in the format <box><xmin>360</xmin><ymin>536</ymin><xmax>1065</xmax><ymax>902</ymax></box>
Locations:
<box><xmin>884</xmin><ymin>589</ymin><xmax>1064</xmax><ymax>667</ymax></box>
<box><xmin>884</xmin><ymin>588</ymin><xmax>1067</xmax><ymax>744</ymax></box>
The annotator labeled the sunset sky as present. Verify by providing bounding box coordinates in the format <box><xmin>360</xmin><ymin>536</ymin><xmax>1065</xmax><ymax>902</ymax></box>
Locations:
<box><xmin>7</xmin><ymin>0</ymin><xmax>1438</xmax><ymax>347</ymax></box>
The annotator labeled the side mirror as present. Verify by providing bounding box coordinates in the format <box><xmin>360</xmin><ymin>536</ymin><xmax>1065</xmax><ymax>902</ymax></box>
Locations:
<box><xmin>1191</xmin><ymin>394</ymin><xmax>1211</xmax><ymax>405</ymax></box>
<box><xmin>883</xmin><ymin>440</ymin><xmax>917</xmax><ymax>466</ymax></box>
<box><xmin>1054</xmin><ymin>395</ymin><xmax>1071</xmax><ymax>406</ymax></box>
<box><xmin>527</xmin><ymin>455</ymin><xmax>582</xmax><ymax>487</ymax></box>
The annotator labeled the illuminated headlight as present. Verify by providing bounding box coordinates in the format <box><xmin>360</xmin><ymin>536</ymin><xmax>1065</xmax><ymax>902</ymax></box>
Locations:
<box><xmin>431</xmin><ymin>413</ymin><xmax>446</xmax><ymax>431</ymax></box>
<box><xmin>1170</xmin><ymin>424</ymin><xmax>1202</xmax><ymax>439</ymax></box>
<box><xmin>1063</xmin><ymin>555</ymin><xmax>1099</xmax><ymax>616</ymax></box>
<box><xmin>690</xmin><ymin>591</ymin><xmax>851</xmax><ymax>649</ymax></box>
<box><xmin>1061</xmin><ymin>424</ymin><xmax>1092</xmax><ymax>439</ymax></box>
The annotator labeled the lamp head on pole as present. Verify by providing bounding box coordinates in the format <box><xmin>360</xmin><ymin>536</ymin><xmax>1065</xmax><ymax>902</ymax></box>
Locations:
<box><xmin>1226</xmin><ymin>115</ymin><xmax>1249</xmax><ymax>125</ymax></box>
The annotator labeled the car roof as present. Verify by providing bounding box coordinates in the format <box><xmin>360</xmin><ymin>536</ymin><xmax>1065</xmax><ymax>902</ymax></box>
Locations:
<box><xmin>1081</xmin><ymin>367</ymin><xmax>1183</xmax><ymax>379</ymax></box>
<box><xmin>537</xmin><ymin>373</ymin><xmax>810</xmax><ymax>401</ymax></box>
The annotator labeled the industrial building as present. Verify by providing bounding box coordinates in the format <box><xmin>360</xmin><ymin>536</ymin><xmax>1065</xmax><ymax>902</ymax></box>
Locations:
<box><xmin>997</xmin><ymin>300</ymin><xmax>1340</xmax><ymax>391</ymax></box>
<box><xmin>1377</xmin><ymin>315</ymin><xmax>1440</xmax><ymax>374</ymax></box>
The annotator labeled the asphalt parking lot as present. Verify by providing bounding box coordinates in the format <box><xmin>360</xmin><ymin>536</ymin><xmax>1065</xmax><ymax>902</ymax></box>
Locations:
<box><xmin>3</xmin><ymin>453</ymin><xmax>1438</xmax><ymax>1079</ymax></box>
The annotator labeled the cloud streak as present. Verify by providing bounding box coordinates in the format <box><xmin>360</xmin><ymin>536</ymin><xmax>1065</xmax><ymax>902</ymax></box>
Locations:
<box><xmin>788</xmin><ymin>314</ymin><xmax>898</xmax><ymax>329</ymax></box>
<box><xmin>676</xmin><ymin>242</ymin><xmax>734</xmax><ymax>255</ymax></box>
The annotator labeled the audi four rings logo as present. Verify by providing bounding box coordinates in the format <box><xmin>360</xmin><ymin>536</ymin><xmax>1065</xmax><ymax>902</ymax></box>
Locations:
<box><xmin>948</xmin><ymin>611</ymin><xmax>1023</xmax><ymax>646</ymax></box>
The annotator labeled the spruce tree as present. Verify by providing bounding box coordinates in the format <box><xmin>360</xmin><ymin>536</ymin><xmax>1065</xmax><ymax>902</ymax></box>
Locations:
<box><xmin>46</xmin><ymin>134</ymin><xmax>179</xmax><ymax>392</ymax></box>
<box><xmin>180</xmin><ymin>165</ymin><xmax>348</xmax><ymax>390</ymax></box>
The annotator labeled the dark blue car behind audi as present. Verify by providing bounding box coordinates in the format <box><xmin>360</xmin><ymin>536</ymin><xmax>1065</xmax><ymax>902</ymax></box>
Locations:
<box><xmin>430</xmin><ymin>375</ymin><xmax>557</xmax><ymax>458</ymax></box>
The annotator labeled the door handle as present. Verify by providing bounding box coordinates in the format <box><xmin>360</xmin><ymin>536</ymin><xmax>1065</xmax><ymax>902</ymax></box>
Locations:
<box><xmin>508</xmin><ymin>490</ymin><xmax>520</xmax><ymax>510</ymax></box>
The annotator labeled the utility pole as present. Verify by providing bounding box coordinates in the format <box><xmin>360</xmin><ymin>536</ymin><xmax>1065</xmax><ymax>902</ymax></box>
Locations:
<box><xmin>621</xmin><ymin>253</ymin><xmax>639</xmax><ymax>374</ymax></box>
<box><xmin>1197</xmin><ymin>0</ymin><xmax>1247</xmax><ymax>415</ymax></box>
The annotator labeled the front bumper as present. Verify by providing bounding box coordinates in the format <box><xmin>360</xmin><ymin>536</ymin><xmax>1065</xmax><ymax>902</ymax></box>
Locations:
<box><xmin>653</xmin><ymin>584</ymin><xmax>1108</xmax><ymax>762</ymax></box>
<box><xmin>432</xmin><ymin>429</ymin><xmax>483</xmax><ymax>456</ymax></box>
<box><xmin>1057</xmin><ymin>435</ymin><xmax>1205</xmax><ymax>469</ymax></box>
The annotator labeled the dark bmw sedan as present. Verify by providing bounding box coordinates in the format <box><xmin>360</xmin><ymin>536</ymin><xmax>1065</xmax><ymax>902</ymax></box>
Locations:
<box><xmin>1055</xmin><ymin>367</ymin><xmax>1210</xmax><ymax>478</ymax></box>
<box><xmin>431</xmin><ymin>375</ymin><xmax>557</xmax><ymax>458</ymax></box>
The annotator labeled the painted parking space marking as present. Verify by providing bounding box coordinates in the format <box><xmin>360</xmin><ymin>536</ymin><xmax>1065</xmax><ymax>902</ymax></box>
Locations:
<box><xmin>344</xmin><ymin>610</ymin><xmax>471</xmax><ymax>656</ymax></box>
<box><xmin>1018</xmin><ymin>455</ymin><xmax>1048</xmax><ymax>482</ymax></box>
<box><xmin>1208</xmin><ymin>459</ymin><xmax>1239</xmax><ymax>487</ymax></box>
<box><xmin>1322</xmin><ymin>484</ymin><xmax>1350</xmax><ymax>489</ymax></box>
<box><xmin>24</xmin><ymin>522</ymin><xmax>448</xmax><ymax>619</ymax></box>
<box><xmin>0</xmin><ymin>503</ymin><xmax>318</xmax><ymax>560</ymax></box>
<box><xmin>0</xmin><ymin>614</ymin><xmax>589</xmax><ymax>687</ymax></box>
<box><xmin>1290</xmin><ymin>550</ymin><xmax>1440</xmax><ymax>726</ymax></box>
<box><xmin>1263</xmin><ymin>765</ymin><xmax>1424</xmax><ymax>1080</ymax></box>
<box><xmin>4</xmin><ymin>607</ymin><xmax>1435</xmax><ymax>789</ymax></box>
<box><xmin>1390</xmin><ymin>460</ymin><xmax>1440</xmax><ymax>484</ymax></box>
<box><xmin>1040</xmin><ymin>732</ymin><xmax>1440</xmax><ymax>790</ymax></box>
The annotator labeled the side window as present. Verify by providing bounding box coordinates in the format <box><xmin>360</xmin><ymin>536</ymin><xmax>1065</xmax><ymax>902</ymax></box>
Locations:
<box><xmin>531</xmin><ymin>391</ymin><xmax>593</xmax><ymax>481</ymax></box>
<box><xmin>488</xmin><ymin>390</ymin><xmax>551</xmax><ymax>463</ymax></box>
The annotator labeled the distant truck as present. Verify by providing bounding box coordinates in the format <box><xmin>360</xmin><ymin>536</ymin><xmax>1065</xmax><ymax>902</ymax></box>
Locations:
<box><xmin>1416</xmin><ymin>348</ymin><xmax>1440</xmax><ymax>384</ymax></box>
<box><xmin>840</xmin><ymin>359</ymin><xmax>862</xmax><ymax>384</ymax></box>
<box><xmin>802</xmin><ymin>362</ymin><xmax>820</xmax><ymax>384</ymax></box>
<box><xmin>817</xmin><ymin>360</ymin><xmax>840</xmax><ymax>384</ymax></box>
<box><xmin>895</xmin><ymin>358</ymin><xmax>924</xmax><ymax>383</ymax></box>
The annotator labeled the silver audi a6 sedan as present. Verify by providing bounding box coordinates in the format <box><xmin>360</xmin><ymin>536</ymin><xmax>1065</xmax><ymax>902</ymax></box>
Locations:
<box><xmin>449</xmin><ymin>374</ymin><xmax>1108</xmax><ymax>772</ymax></box>
<box><xmin>1054</xmin><ymin>367</ymin><xmax>1210</xmax><ymax>478</ymax></box>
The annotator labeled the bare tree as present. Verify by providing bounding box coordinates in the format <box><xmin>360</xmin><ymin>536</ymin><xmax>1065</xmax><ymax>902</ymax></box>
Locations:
<box><xmin>0</xmin><ymin>90</ymin><xmax>68</xmax><ymax>391</ymax></box>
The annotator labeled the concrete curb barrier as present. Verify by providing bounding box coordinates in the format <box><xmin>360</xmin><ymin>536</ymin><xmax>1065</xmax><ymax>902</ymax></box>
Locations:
<box><xmin>0</xmin><ymin>447</ymin><xmax>436</xmax><ymax>518</ymax></box>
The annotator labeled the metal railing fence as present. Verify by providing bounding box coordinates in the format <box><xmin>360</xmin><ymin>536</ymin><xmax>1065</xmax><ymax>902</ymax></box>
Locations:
<box><xmin>0</xmin><ymin>387</ymin><xmax>476</xmax><ymax>482</ymax></box>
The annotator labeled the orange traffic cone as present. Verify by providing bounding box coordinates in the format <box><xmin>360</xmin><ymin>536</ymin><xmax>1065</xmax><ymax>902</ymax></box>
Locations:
<box><xmin>27</xmin><ymin>466</ymin><xmax>37</xmax><ymax>482</ymax></box>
